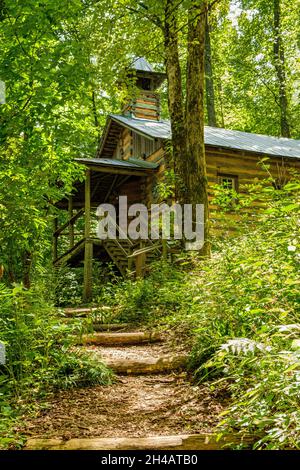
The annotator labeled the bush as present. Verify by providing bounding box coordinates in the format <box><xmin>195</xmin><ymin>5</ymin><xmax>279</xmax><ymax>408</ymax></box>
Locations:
<box><xmin>0</xmin><ymin>282</ymin><xmax>112</xmax><ymax>448</ymax></box>
<box><xmin>97</xmin><ymin>260</ymin><xmax>185</xmax><ymax>324</ymax></box>
<box><xmin>97</xmin><ymin>179</ymin><xmax>300</xmax><ymax>449</ymax></box>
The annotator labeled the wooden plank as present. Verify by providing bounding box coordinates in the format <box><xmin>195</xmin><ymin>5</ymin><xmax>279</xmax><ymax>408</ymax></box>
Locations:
<box><xmin>102</xmin><ymin>354</ymin><xmax>188</xmax><ymax>375</ymax></box>
<box><xmin>83</xmin><ymin>170</ymin><xmax>93</xmax><ymax>302</ymax></box>
<box><xmin>162</xmin><ymin>239</ymin><xmax>168</xmax><ymax>260</ymax></box>
<box><xmin>54</xmin><ymin>238</ymin><xmax>85</xmax><ymax>265</ymax></box>
<box><xmin>147</xmin><ymin>148</ymin><xmax>165</xmax><ymax>163</ymax></box>
<box><xmin>79</xmin><ymin>165</ymin><xmax>151</xmax><ymax>177</ymax></box>
<box><xmin>135</xmin><ymin>249</ymin><xmax>146</xmax><ymax>278</ymax></box>
<box><xmin>81</xmin><ymin>331</ymin><xmax>161</xmax><ymax>345</ymax></box>
<box><xmin>54</xmin><ymin>209</ymin><xmax>84</xmax><ymax>237</ymax></box>
<box><xmin>127</xmin><ymin>246</ymin><xmax>159</xmax><ymax>258</ymax></box>
<box><xmin>25</xmin><ymin>433</ymin><xmax>256</xmax><ymax>450</ymax></box>
<box><xmin>92</xmin><ymin>323</ymin><xmax>130</xmax><ymax>332</ymax></box>
<box><xmin>63</xmin><ymin>306</ymin><xmax>101</xmax><ymax>316</ymax></box>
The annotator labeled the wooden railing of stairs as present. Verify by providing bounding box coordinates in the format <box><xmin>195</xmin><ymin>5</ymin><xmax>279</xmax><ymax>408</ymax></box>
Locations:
<box><xmin>53</xmin><ymin>210</ymin><xmax>166</xmax><ymax>278</ymax></box>
<box><xmin>101</xmin><ymin>215</ymin><xmax>163</xmax><ymax>277</ymax></box>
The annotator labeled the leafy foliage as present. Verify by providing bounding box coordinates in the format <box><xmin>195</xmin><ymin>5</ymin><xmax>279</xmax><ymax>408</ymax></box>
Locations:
<box><xmin>0</xmin><ymin>283</ymin><xmax>112</xmax><ymax>448</ymax></box>
<box><xmin>98</xmin><ymin>181</ymin><xmax>300</xmax><ymax>448</ymax></box>
<box><xmin>0</xmin><ymin>0</ymin><xmax>300</xmax><ymax>452</ymax></box>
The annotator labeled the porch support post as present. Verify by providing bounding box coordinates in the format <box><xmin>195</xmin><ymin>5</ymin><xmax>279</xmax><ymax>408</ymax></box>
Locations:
<box><xmin>162</xmin><ymin>239</ymin><xmax>168</xmax><ymax>260</ymax></box>
<box><xmin>127</xmin><ymin>253</ymin><xmax>134</xmax><ymax>274</ymax></box>
<box><xmin>135</xmin><ymin>241</ymin><xmax>146</xmax><ymax>278</ymax></box>
<box><xmin>83</xmin><ymin>169</ymin><xmax>93</xmax><ymax>302</ymax></box>
<box><xmin>68</xmin><ymin>196</ymin><xmax>74</xmax><ymax>249</ymax></box>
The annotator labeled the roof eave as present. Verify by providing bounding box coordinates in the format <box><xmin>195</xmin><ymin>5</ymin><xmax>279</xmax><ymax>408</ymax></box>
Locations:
<box><xmin>205</xmin><ymin>143</ymin><xmax>299</xmax><ymax>160</ymax></box>
<box><xmin>109</xmin><ymin>114</ymin><xmax>157</xmax><ymax>141</ymax></box>
<box><xmin>75</xmin><ymin>158</ymin><xmax>157</xmax><ymax>177</ymax></box>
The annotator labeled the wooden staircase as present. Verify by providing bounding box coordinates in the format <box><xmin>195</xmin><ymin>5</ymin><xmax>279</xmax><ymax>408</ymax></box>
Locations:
<box><xmin>103</xmin><ymin>237</ymin><xmax>163</xmax><ymax>276</ymax></box>
<box><xmin>103</xmin><ymin>238</ymin><xmax>132</xmax><ymax>276</ymax></box>
<box><xmin>53</xmin><ymin>211</ymin><xmax>169</xmax><ymax>278</ymax></box>
<box><xmin>100</xmin><ymin>216</ymin><xmax>163</xmax><ymax>276</ymax></box>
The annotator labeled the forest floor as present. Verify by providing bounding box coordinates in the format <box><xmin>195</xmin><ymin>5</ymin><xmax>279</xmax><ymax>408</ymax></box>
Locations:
<box><xmin>22</xmin><ymin>327</ymin><xmax>228</xmax><ymax>445</ymax></box>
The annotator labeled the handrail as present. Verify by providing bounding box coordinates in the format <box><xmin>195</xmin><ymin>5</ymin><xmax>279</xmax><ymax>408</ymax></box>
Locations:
<box><xmin>103</xmin><ymin>213</ymin><xmax>134</xmax><ymax>246</ymax></box>
<box><xmin>54</xmin><ymin>208</ymin><xmax>85</xmax><ymax>237</ymax></box>
<box><xmin>127</xmin><ymin>242</ymin><xmax>162</xmax><ymax>258</ymax></box>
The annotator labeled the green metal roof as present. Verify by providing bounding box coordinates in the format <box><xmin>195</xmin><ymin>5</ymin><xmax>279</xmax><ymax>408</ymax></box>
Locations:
<box><xmin>109</xmin><ymin>114</ymin><xmax>300</xmax><ymax>160</ymax></box>
<box><xmin>75</xmin><ymin>157</ymin><xmax>158</xmax><ymax>171</ymax></box>
<box><xmin>131</xmin><ymin>57</ymin><xmax>154</xmax><ymax>72</ymax></box>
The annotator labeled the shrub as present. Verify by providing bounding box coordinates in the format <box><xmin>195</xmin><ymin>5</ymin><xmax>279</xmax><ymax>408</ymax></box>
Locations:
<box><xmin>92</xmin><ymin>179</ymin><xmax>300</xmax><ymax>449</ymax></box>
<box><xmin>0</xmin><ymin>282</ymin><xmax>112</xmax><ymax>448</ymax></box>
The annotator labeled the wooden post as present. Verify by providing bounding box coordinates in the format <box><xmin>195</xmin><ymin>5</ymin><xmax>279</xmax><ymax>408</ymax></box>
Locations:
<box><xmin>53</xmin><ymin>218</ymin><xmax>58</xmax><ymax>262</ymax></box>
<box><xmin>68</xmin><ymin>196</ymin><xmax>74</xmax><ymax>249</ymax></box>
<box><xmin>83</xmin><ymin>170</ymin><xmax>93</xmax><ymax>303</ymax></box>
<box><xmin>162</xmin><ymin>239</ymin><xmax>168</xmax><ymax>261</ymax></box>
<box><xmin>135</xmin><ymin>241</ymin><xmax>146</xmax><ymax>278</ymax></box>
<box><xmin>127</xmin><ymin>251</ymin><xmax>134</xmax><ymax>274</ymax></box>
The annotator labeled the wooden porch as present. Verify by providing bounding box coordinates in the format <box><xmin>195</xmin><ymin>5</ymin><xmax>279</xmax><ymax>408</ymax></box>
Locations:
<box><xmin>53</xmin><ymin>158</ymin><xmax>167</xmax><ymax>302</ymax></box>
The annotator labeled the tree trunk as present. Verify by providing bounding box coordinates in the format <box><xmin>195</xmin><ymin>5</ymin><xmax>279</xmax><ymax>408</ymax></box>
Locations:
<box><xmin>22</xmin><ymin>250</ymin><xmax>32</xmax><ymax>289</ymax></box>
<box><xmin>0</xmin><ymin>0</ymin><xmax>6</xmax><ymax>21</ymax></box>
<box><xmin>83</xmin><ymin>169</ymin><xmax>93</xmax><ymax>303</ymax></box>
<box><xmin>164</xmin><ymin>0</ymin><xmax>187</xmax><ymax>201</ymax></box>
<box><xmin>273</xmin><ymin>0</ymin><xmax>290</xmax><ymax>137</ymax></box>
<box><xmin>205</xmin><ymin>16</ymin><xmax>217</xmax><ymax>127</ymax></box>
<box><xmin>185</xmin><ymin>0</ymin><xmax>210</xmax><ymax>256</ymax></box>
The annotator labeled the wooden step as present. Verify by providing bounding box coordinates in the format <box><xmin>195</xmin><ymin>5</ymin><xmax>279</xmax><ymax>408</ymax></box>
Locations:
<box><xmin>63</xmin><ymin>307</ymin><xmax>99</xmax><ymax>317</ymax></box>
<box><xmin>25</xmin><ymin>433</ymin><xmax>255</xmax><ymax>450</ymax></box>
<box><xmin>63</xmin><ymin>306</ymin><xmax>112</xmax><ymax>317</ymax></box>
<box><xmin>103</xmin><ymin>354</ymin><xmax>188</xmax><ymax>375</ymax></box>
<box><xmin>81</xmin><ymin>331</ymin><xmax>161</xmax><ymax>346</ymax></box>
<box><xmin>92</xmin><ymin>323</ymin><xmax>130</xmax><ymax>332</ymax></box>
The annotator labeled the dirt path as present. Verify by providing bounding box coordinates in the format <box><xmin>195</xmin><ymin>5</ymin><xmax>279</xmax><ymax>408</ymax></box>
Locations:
<box><xmin>23</xmin><ymin>328</ymin><xmax>227</xmax><ymax>444</ymax></box>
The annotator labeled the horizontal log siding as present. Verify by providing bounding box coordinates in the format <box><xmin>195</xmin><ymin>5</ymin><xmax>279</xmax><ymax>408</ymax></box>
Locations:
<box><xmin>132</xmin><ymin>134</ymin><xmax>162</xmax><ymax>159</ymax></box>
<box><xmin>112</xmin><ymin>132</ymin><xmax>300</xmax><ymax>231</ymax></box>
<box><xmin>113</xmin><ymin>129</ymin><xmax>133</xmax><ymax>160</ymax></box>
<box><xmin>142</xmin><ymin>145</ymin><xmax>300</xmax><ymax>224</ymax></box>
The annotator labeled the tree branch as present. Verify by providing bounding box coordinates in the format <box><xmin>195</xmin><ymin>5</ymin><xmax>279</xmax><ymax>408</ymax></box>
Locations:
<box><xmin>125</xmin><ymin>3</ymin><xmax>163</xmax><ymax>30</ymax></box>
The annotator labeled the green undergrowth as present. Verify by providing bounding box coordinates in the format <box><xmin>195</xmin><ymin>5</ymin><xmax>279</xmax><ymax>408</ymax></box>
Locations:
<box><xmin>98</xmin><ymin>180</ymin><xmax>300</xmax><ymax>449</ymax></box>
<box><xmin>0</xmin><ymin>283</ymin><xmax>112</xmax><ymax>449</ymax></box>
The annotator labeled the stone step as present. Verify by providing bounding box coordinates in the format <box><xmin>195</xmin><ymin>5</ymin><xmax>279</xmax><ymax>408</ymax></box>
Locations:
<box><xmin>81</xmin><ymin>331</ymin><xmax>161</xmax><ymax>346</ymax></box>
<box><xmin>103</xmin><ymin>354</ymin><xmax>188</xmax><ymax>375</ymax></box>
<box><xmin>25</xmin><ymin>433</ymin><xmax>255</xmax><ymax>450</ymax></box>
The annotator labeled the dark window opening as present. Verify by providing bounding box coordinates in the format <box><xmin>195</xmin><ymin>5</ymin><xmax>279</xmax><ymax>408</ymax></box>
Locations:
<box><xmin>217</xmin><ymin>174</ymin><xmax>238</xmax><ymax>192</ymax></box>
<box><xmin>136</xmin><ymin>77</ymin><xmax>152</xmax><ymax>91</ymax></box>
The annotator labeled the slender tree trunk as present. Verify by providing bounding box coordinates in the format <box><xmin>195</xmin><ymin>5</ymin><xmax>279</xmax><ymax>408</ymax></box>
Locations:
<box><xmin>22</xmin><ymin>250</ymin><xmax>32</xmax><ymax>289</ymax></box>
<box><xmin>185</xmin><ymin>0</ymin><xmax>210</xmax><ymax>256</ymax></box>
<box><xmin>92</xmin><ymin>91</ymin><xmax>99</xmax><ymax>128</ymax></box>
<box><xmin>0</xmin><ymin>0</ymin><xmax>6</xmax><ymax>21</ymax></box>
<box><xmin>217</xmin><ymin>79</ymin><xmax>225</xmax><ymax>128</ymax></box>
<box><xmin>273</xmin><ymin>0</ymin><xmax>290</xmax><ymax>137</ymax></box>
<box><xmin>205</xmin><ymin>16</ymin><xmax>217</xmax><ymax>127</ymax></box>
<box><xmin>164</xmin><ymin>0</ymin><xmax>186</xmax><ymax>201</ymax></box>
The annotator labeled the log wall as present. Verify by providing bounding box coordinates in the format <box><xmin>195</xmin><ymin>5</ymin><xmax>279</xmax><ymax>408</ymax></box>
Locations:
<box><xmin>144</xmin><ymin>146</ymin><xmax>300</xmax><ymax>209</ymax></box>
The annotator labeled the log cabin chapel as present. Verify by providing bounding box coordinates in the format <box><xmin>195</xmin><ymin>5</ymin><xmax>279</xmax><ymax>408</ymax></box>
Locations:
<box><xmin>54</xmin><ymin>58</ymin><xmax>300</xmax><ymax>301</ymax></box>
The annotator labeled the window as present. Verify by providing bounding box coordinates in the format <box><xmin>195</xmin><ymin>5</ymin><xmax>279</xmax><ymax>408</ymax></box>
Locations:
<box><xmin>217</xmin><ymin>174</ymin><xmax>238</xmax><ymax>192</ymax></box>
<box><xmin>136</xmin><ymin>77</ymin><xmax>152</xmax><ymax>91</ymax></box>
<box><xmin>133</xmin><ymin>134</ymin><xmax>161</xmax><ymax>159</ymax></box>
